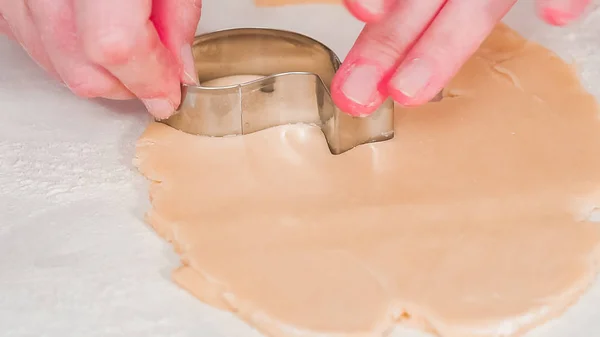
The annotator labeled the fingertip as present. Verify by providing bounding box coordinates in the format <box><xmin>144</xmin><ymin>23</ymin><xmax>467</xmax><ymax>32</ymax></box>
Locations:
<box><xmin>151</xmin><ymin>0</ymin><xmax>202</xmax><ymax>84</ymax></box>
<box><xmin>142</xmin><ymin>97</ymin><xmax>177</xmax><ymax>119</ymax></box>
<box><xmin>387</xmin><ymin>58</ymin><xmax>435</xmax><ymax>106</ymax></box>
<box><xmin>537</xmin><ymin>0</ymin><xmax>591</xmax><ymax>26</ymax></box>
<box><xmin>331</xmin><ymin>61</ymin><xmax>387</xmax><ymax>117</ymax></box>
<box><xmin>386</xmin><ymin>86</ymin><xmax>422</xmax><ymax>107</ymax></box>
<box><xmin>539</xmin><ymin>7</ymin><xmax>577</xmax><ymax>26</ymax></box>
<box><xmin>331</xmin><ymin>88</ymin><xmax>381</xmax><ymax>117</ymax></box>
<box><xmin>387</xmin><ymin>84</ymin><xmax>444</xmax><ymax>107</ymax></box>
<box><xmin>343</xmin><ymin>0</ymin><xmax>390</xmax><ymax>23</ymax></box>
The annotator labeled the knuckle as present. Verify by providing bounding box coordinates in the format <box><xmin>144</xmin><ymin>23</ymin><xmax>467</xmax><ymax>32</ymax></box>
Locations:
<box><xmin>84</xmin><ymin>30</ymin><xmax>138</xmax><ymax>65</ymax></box>
<box><xmin>365</xmin><ymin>32</ymin><xmax>405</xmax><ymax>62</ymax></box>
<box><xmin>359</xmin><ymin>23</ymin><xmax>412</xmax><ymax>62</ymax></box>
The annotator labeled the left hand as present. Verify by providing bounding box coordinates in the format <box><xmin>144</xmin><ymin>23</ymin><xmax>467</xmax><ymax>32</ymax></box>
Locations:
<box><xmin>332</xmin><ymin>0</ymin><xmax>592</xmax><ymax>116</ymax></box>
<box><xmin>0</xmin><ymin>0</ymin><xmax>202</xmax><ymax>119</ymax></box>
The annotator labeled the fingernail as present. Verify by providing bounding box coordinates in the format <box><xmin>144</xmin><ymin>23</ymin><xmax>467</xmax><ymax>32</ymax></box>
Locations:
<box><xmin>540</xmin><ymin>7</ymin><xmax>576</xmax><ymax>26</ymax></box>
<box><xmin>340</xmin><ymin>63</ymin><xmax>382</xmax><ymax>106</ymax></box>
<box><xmin>390</xmin><ymin>58</ymin><xmax>432</xmax><ymax>98</ymax></box>
<box><xmin>538</xmin><ymin>0</ymin><xmax>585</xmax><ymax>25</ymax></box>
<box><xmin>143</xmin><ymin>98</ymin><xmax>175</xmax><ymax>119</ymax></box>
<box><xmin>180</xmin><ymin>44</ymin><xmax>198</xmax><ymax>85</ymax></box>
<box><xmin>356</xmin><ymin>0</ymin><xmax>385</xmax><ymax>15</ymax></box>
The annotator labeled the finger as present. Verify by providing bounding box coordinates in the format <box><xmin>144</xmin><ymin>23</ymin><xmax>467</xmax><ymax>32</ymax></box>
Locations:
<box><xmin>388</xmin><ymin>0</ymin><xmax>517</xmax><ymax>106</ymax></box>
<box><xmin>536</xmin><ymin>0</ymin><xmax>592</xmax><ymax>26</ymax></box>
<box><xmin>331</xmin><ymin>0</ymin><xmax>446</xmax><ymax>116</ymax></box>
<box><xmin>0</xmin><ymin>2</ymin><xmax>58</xmax><ymax>77</ymax></box>
<box><xmin>74</xmin><ymin>0</ymin><xmax>181</xmax><ymax>119</ymax></box>
<box><xmin>151</xmin><ymin>0</ymin><xmax>202</xmax><ymax>85</ymax></box>
<box><xmin>27</xmin><ymin>0</ymin><xmax>134</xmax><ymax>100</ymax></box>
<box><xmin>0</xmin><ymin>13</ymin><xmax>15</xmax><ymax>39</ymax></box>
<box><xmin>343</xmin><ymin>0</ymin><xmax>396</xmax><ymax>23</ymax></box>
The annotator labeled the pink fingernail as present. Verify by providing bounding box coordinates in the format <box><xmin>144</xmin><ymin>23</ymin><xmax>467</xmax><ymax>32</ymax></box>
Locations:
<box><xmin>340</xmin><ymin>63</ymin><xmax>383</xmax><ymax>106</ymax></box>
<box><xmin>356</xmin><ymin>0</ymin><xmax>386</xmax><ymax>15</ymax></box>
<box><xmin>180</xmin><ymin>44</ymin><xmax>198</xmax><ymax>85</ymax></box>
<box><xmin>143</xmin><ymin>98</ymin><xmax>175</xmax><ymax>119</ymax></box>
<box><xmin>540</xmin><ymin>7</ymin><xmax>577</xmax><ymax>26</ymax></box>
<box><xmin>390</xmin><ymin>58</ymin><xmax>432</xmax><ymax>98</ymax></box>
<box><xmin>538</xmin><ymin>0</ymin><xmax>587</xmax><ymax>25</ymax></box>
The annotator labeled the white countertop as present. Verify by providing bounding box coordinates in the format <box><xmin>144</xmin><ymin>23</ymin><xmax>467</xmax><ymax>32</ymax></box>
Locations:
<box><xmin>1</xmin><ymin>1</ymin><xmax>600</xmax><ymax>336</ymax></box>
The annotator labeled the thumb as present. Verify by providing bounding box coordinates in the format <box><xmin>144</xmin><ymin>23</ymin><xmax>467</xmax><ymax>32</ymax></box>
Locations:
<box><xmin>536</xmin><ymin>0</ymin><xmax>592</xmax><ymax>26</ymax></box>
<box><xmin>151</xmin><ymin>0</ymin><xmax>202</xmax><ymax>85</ymax></box>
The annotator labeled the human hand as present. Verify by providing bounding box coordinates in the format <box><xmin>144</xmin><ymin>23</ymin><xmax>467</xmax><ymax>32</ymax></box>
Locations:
<box><xmin>332</xmin><ymin>0</ymin><xmax>592</xmax><ymax>116</ymax></box>
<box><xmin>0</xmin><ymin>0</ymin><xmax>202</xmax><ymax>119</ymax></box>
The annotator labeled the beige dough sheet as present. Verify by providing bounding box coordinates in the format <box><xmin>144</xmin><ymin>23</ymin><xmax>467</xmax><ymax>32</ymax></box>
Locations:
<box><xmin>134</xmin><ymin>24</ymin><xmax>600</xmax><ymax>337</ymax></box>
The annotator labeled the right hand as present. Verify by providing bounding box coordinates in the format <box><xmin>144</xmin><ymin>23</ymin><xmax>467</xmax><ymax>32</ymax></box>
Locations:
<box><xmin>333</xmin><ymin>0</ymin><xmax>592</xmax><ymax>116</ymax></box>
<box><xmin>0</xmin><ymin>0</ymin><xmax>202</xmax><ymax>119</ymax></box>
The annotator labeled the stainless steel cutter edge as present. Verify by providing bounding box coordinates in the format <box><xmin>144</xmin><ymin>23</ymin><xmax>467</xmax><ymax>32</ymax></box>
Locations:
<box><xmin>160</xmin><ymin>27</ymin><xmax>395</xmax><ymax>155</ymax></box>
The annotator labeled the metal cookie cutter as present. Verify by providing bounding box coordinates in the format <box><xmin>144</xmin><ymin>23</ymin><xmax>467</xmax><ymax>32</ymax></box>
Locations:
<box><xmin>161</xmin><ymin>28</ymin><xmax>395</xmax><ymax>155</ymax></box>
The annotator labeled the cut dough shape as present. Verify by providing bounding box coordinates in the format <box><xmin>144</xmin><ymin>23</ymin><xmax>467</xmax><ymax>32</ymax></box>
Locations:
<box><xmin>134</xmin><ymin>24</ymin><xmax>600</xmax><ymax>337</ymax></box>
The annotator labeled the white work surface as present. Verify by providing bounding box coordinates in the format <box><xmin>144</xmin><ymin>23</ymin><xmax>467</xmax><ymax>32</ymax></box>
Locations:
<box><xmin>2</xmin><ymin>1</ymin><xmax>600</xmax><ymax>336</ymax></box>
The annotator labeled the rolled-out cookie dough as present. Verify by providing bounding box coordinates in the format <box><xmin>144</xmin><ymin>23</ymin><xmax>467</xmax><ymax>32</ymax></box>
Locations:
<box><xmin>135</xmin><ymin>24</ymin><xmax>600</xmax><ymax>337</ymax></box>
